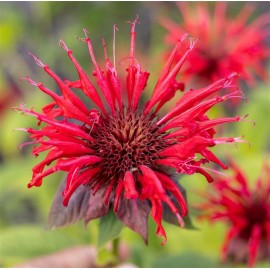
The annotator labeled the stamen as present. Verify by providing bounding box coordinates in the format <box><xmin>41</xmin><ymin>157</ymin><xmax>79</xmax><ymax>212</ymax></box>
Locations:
<box><xmin>189</xmin><ymin>164</ymin><xmax>228</xmax><ymax>177</ymax></box>
<box><xmin>67</xmin><ymin>166</ymin><xmax>80</xmax><ymax>190</ymax></box>
<box><xmin>18</xmin><ymin>141</ymin><xmax>34</xmax><ymax>150</ymax></box>
<box><xmin>59</xmin><ymin>40</ymin><xmax>69</xmax><ymax>52</ymax></box>
<box><xmin>240</xmin><ymin>114</ymin><xmax>255</xmax><ymax>127</ymax></box>
<box><xmin>127</xmin><ymin>15</ymin><xmax>140</xmax><ymax>66</ymax></box>
<box><xmin>113</xmin><ymin>24</ymin><xmax>119</xmax><ymax>68</ymax></box>
<box><xmin>20</xmin><ymin>76</ymin><xmax>40</xmax><ymax>87</ymax></box>
<box><xmin>13</xmin><ymin>128</ymin><xmax>28</xmax><ymax>132</ymax></box>
<box><xmin>83</xmin><ymin>29</ymin><xmax>99</xmax><ymax>70</ymax></box>
<box><xmin>29</xmin><ymin>53</ymin><xmax>46</xmax><ymax>68</ymax></box>
<box><xmin>102</xmin><ymin>38</ymin><xmax>108</xmax><ymax>61</ymax></box>
<box><xmin>176</xmin><ymin>213</ymin><xmax>185</xmax><ymax>228</ymax></box>
<box><xmin>213</xmin><ymin>136</ymin><xmax>247</xmax><ymax>145</ymax></box>
<box><xmin>178</xmin><ymin>157</ymin><xmax>195</xmax><ymax>170</ymax></box>
<box><xmin>224</xmin><ymin>72</ymin><xmax>239</xmax><ymax>87</ymax></box>
<box><xmin>88</xmin><ymin>110</ymin><xmax>100</xmax><ymax>134</ymax></box>
<box><xmin>189</xmin><ymin>37</ymin><xmax>198</xmax><ymax>50</ymax></box>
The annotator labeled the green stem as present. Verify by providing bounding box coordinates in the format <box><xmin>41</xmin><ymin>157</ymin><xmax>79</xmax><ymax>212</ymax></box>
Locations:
<box><xmin>112</xmin><ymin>237</ymin><xmax>120</xmax><ymax>264</ymax></box>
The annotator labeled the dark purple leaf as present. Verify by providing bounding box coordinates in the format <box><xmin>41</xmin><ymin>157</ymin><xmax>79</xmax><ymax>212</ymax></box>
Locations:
<box><xmin>84</xmin><ymin>188</ymin><xmax>110</xmax><ymax>224</ymax></box>
<box><xmin>116</xmin><ymin>197</ymin><xmax>150</xmax><ymax>244</ymax></box>
<box><xmin>48</xmin><ymin>178</ymin><xmax>90</xmax><ymax>229</ymax></box>
<box><xmin>162</xmin><ymin>180</ymin><xmax>196</xmax><ymax>229</ymax></box>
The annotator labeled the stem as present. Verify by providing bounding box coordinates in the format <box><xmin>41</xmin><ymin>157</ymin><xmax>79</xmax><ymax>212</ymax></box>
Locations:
<box><xmin>112</xmin><ymin>237</ymin><xmax>120</xmax><ymax>263</ymax></box>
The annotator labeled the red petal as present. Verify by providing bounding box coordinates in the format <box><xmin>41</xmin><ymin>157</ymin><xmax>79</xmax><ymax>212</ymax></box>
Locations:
<box><xmin>157</xmin><ymin>73</ymin><xmax>238</xmax><ymax>125</ymax></box>
<box><xmin>248</xmin><ymin>224</ymin><xmax>262</xmax><ymax>267</ymax></box>
<box><xmin>150</xmin><ymin>198</ymin><xmax>167</xmax><ymax>245</ymax></box>
<box><xmin>59</xmin><ymin>40</ymin><xmax>107</xmax><ymax>115</ymax></box>
<box><xmin>154</xmin><ymin>171</ymin><xmax>188</xmax><ymax>216</ymax></box>
<box><xmin>63</xmin><ymin>167</ymin><xmax>100</xmax><ymax>206</ymax></box>
<box><xmin>123</xmin><ymin>171</ymin><xmax>138</xmax><ymax>199</ymax></box>
<box><xmin>145</xmin><ymin>35</ymin><xmax>194</xmax><ymax>114</ymax></box>
<box><xmin>83</xmin><ymin>30</ymin><xmax>116</xmax><ymax>114</ymax></box>
<box><xmin>159</xmin><ymin>136</ymin><xmax>214</xmax><ymax>159</ymax></box>
<box><xmin>114</xmin><ymin>180</ymin><xmax>124</xmax><ymax>213</ymax></box>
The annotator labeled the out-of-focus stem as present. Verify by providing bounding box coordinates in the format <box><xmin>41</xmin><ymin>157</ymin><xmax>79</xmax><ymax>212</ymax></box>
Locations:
<box><xmin>112</xmin><ymin>237</ymin><xmax>120</xmax><ymax>264</ymax></box>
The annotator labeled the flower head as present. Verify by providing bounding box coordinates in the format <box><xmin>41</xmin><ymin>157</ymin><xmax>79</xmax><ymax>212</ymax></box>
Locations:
<box><xmin>17</xmin><ymin>18</ymin><xmax>243</xmax><ymax>244</ymax></box>
<box><xmin>161</xmin><ymin>2</ymin><xmax>270</xmax><ymax>86</ymax></box>
<box><xmin>198</xmin><ymin>160</ymin><xmax>270</xmax><ymax>267</ymax></box>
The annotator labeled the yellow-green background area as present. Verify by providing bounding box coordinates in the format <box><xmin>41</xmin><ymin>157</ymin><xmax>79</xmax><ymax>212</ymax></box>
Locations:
<box><xmin>0</xmin><ymin>1</ymin><xmax>269</xmax><ymax>268</ymax></box>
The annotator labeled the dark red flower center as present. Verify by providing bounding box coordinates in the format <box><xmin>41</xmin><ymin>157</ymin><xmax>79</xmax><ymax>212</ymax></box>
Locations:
<box><xmin>198</xmin><ymin>52</ymin><xmax>221</xmax><ymax>79</ymax></box>
<box><xmin>90</xmin><ymin>109</ymin><xmax>170</xmax><ymax>181</ymax></box>
<box><xmin>238</xmin><ymin>198</ymin><xmax>269</xmax><ymax>241</ymax></box>
<box><xmin>246</xmin><ymin>200</ymin><xmax>268</xmax><ymax>225</ymax></box>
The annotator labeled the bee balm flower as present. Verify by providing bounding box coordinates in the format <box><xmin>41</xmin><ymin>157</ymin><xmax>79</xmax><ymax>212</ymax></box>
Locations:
<box><xmin>17</xmin><ymin>18</ymin><xmax>243</xmax><ymax>244</ymax></box>
<box><xmin>199</xmin><ymin>161</ymin><xmax>270</xmax><ymax>267</ymax></box>
<box><xmin>161</xmin><ymin>2</ymin><xmax>270</xmax><ymax>86</ymax></box>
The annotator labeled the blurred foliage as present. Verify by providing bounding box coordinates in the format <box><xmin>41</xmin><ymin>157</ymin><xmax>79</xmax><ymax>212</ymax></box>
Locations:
<box><xmin>98</xmin><ymin>210</ymin><xmax>123</xmax><ymax>248</ymax></box>
<box><xmin>0</xmin><ymin>1</ymin><xmax>270</xmax><ymax>268</ymax></box>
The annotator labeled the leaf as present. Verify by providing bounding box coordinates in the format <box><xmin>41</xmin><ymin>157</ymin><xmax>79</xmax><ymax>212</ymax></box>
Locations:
<box><xmin>182</xmin><ymin>214</ymin><xmax>197</xmax><ymax>230</ymax></box>
<box><xmin>116</xmin><ymin>198</ymin><xmax>150</xmax><ymax>244</ymax></box>
<box><xmin>162</xmin><ymin>202</ymin><xmax>196</xmax><ymax>230</ymax></box>
<box><xmin>162</xmin><ymin>180</ymin><xmax>197</xmax><ymax>230</ymax></box>
<box><xmin>84</xmin><ymin>188</ymin><xmax>110</xmax><ymax>224</ymax></box>
<box><xmin>48</xmin><ymin>178</ymin><xmax>90</xmax><ymax>229</ymax></box>
<box><xmin>98</xmin><ymin>209</ymin><xmax>123</xmax><ymax>248</ymax></box>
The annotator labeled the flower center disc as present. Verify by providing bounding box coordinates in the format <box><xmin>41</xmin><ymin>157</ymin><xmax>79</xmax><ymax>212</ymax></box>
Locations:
<box><xmin>246</xmin><ymin>200</ymin><xmax>268</xmax><ymax>225</ymax></box>
<box><xmin>90</xmin><ymin>109</ymin><xmax>168</xmax><ymax>179</ymax></box>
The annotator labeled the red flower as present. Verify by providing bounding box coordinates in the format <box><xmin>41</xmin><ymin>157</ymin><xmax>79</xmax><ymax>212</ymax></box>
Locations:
<box><xmin>17</xmin><ymin>18</ymin><xmax>243</xmax><ymax>244</ymax></box>
<box><xmin>161</xmin><ymin>2</ymin><xmax>270</xmax><ymax>86</ymax></box>
<box><xmin>198</xmin><ymin>161</ymin><xmax>270</xmax><ymax>267</ymax></box>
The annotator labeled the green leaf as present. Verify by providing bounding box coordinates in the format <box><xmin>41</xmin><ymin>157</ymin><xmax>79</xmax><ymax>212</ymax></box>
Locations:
<box><xmin>183</xmin><ymin>214</ymin><xmax>197</xmax><ymax>230</ymax></box>
<box><xmin>98</xmin><ymin>209</ymin><xmax>123</xmax><ymax>248</ymax></box>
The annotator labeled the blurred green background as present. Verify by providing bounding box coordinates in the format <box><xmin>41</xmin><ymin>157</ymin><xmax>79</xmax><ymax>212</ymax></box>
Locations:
<box><xmin>0</xmin><ymin>1</ymin><xmax>270</xmax><ymax>268</ymax></box>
